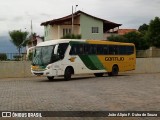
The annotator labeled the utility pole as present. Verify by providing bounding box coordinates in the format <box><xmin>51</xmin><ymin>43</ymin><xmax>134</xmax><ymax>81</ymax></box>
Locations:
<box><xmin>72</xmin><ymin>5</ymin><xmax>78</xmax><ymax>34</ymax></box>
<box><xmin>72</xmin><ymin>6</ymin><xmax>74</xmax><ymax>34</ymax></box>
<box><xmin>31</xmin><ymin>20</ymin><xmax>33</xmax><ymax>36</ymax></box>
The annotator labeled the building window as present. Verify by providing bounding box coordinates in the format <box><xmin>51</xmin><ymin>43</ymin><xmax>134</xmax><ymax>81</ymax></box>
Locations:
<box><xmin>92</xmin><ymin>27</ymin><xmax>99</xmax><ymax>33</ymax></box>
<box><xmin>63</xmin><ymin>28</ymin><xmax>71</xmax><ymax>36</ymax></box>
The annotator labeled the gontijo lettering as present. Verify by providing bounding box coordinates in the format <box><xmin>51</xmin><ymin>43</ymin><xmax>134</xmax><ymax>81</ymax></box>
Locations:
<box><xmin>105</xmin><ymin>57</ymin><xmax>124</xmax><ymax>61</ymax></box>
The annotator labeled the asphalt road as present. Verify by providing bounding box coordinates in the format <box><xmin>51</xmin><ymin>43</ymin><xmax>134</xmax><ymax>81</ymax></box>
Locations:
<box><xmin>0</xmin><ymin>73</ymin><xmax>160</xmax><ymax>120</ymax></box>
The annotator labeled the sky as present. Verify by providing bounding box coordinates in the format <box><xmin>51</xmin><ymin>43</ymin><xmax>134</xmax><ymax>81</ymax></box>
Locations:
<box><xmin>0</xmin><ymin>0</ymin><xmax>160</xmax><ymax>52</ymax></box>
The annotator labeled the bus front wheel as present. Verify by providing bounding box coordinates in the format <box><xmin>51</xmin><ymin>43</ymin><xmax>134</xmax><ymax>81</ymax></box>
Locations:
<box><xmin>47</xmin><ymin>76</ymin><xmax>54</xmax><ymax>81</ymax></box>
<box><xmin>108</xmin><ymin>65</ymin><xmax>119</xmax><ymax>76</ymax></box>
<box><xmin>64</xmin><ymin>68</ymin><xmax>72</xmax><ymax>80</ymax></box>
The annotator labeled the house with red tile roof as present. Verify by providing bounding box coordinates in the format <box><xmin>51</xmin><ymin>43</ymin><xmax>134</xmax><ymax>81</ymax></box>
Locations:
<box><xmin>117</xmin><ymin>29</ymin><xmax>138</xmax><ymax>35</ymax></box>
<box><xmin>41</xmin><ymin>11</ymin><xmax>121</xmax><ymax>41</ymax></box>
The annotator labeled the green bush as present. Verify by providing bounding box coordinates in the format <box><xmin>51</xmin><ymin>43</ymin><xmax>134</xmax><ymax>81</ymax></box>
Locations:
<box><xmin>0</xmin><ymin>53</ymin><xmax>7</xmax><ymax>61</ymax></box>
<box><xmin>61</xmin><ymin>34</ymin><xmax>81</xmax><ymax>39</ymax></box>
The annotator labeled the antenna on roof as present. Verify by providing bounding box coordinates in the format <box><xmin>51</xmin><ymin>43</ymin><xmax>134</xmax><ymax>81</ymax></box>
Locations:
<box><xmin>31</xmin><ymin>20</ymin><xmax>33</xmax><ymax>36</ymax></box>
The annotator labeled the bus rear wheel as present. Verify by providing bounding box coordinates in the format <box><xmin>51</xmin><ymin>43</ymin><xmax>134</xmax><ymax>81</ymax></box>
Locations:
<box><xmin>64</xmin><ymin>68</ymin><xmax>72</xmax><ymax>80</ymax></box>
<box><xmin>108</xmin><ymin>65</ymin><xmax>119</xmax><ymax>76</ymax></box>
<box><xmin>94</xmin><ymin>73</ymin><xmax>104</xmax><ymax>77</ymax></box>
<box><xmin>47</xmin><ymin>76</ymin><xmax>54</xmax><ymax>81</ymax></box>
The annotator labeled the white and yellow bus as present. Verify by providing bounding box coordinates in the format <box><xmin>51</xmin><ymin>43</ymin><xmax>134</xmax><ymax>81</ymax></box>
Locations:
<box><xmin>31</xmin><ymin>39</ymin><xmax>136</xmax><ymax>80</ymax></box>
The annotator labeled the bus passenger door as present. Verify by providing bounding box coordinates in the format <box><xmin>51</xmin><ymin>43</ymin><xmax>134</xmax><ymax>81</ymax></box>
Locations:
<box><xmin>56</xmin><ymin>43</ymin><xmax>69</xmax><ymax>76</ymax></box>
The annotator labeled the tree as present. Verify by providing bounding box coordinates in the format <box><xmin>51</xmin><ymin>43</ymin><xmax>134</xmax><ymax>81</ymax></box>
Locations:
<box><xmin>108</xmin><ymin>32</ymin><xmax>150</xmax><ymax>50</ymax></box>
<box><xmin>123</xmin><ymin>32</ymin><xmax>150</xmax><ymax>50</ymax></box>
<box><xmin>147</xmin><ymin>17</ymin><xmax>160</xmax><ymax>48</ymax></box>
<box><xmin>138</xmin><ymin>23</ymin><xmax>149</xmax><ymax>35</ymax></box>
<box><xmin>9</xmin><ymin>30</ymin><xmax>29</xmax><ymax>54</ymax></box>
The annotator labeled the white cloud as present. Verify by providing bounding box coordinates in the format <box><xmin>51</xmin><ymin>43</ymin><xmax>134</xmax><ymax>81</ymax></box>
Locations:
<box><xmin>0</xmin><ymin>0</ymin><xmax>160</xmax><ymax>36</ymax></box>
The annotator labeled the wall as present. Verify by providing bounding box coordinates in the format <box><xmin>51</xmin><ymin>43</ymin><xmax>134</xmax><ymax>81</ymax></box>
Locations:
<box><xmin>0</xmin><ymin>61</ymin><xmax>32</xmax><ymax>78</ymax></box>
<box><xmin>44</xmin><ymin>16</ymin><xmax>81</xmax><ymax>41</ymax></box>
<box><xmin>127</xmin><ymin>58</ymin><xmax>160</xmax><ymax>74</ymax></box>
<box><xmin>44</xmin><ymin>25</ymin><xmax>59</xmax><ymax>41</ymax></box>
<box><xmin>80</xmin><ymin>14</ymin><xmax>103</xmax><ymax>40</ymax></box>
<box><xmin>136</xmin><ymin>47</ymin><xmax>160</xmax><ymax>58</ymax></box>
<box><xmin>0</xmin><ymin>58</ymin><xmax>160</xmax><ymax>78</ymax></box>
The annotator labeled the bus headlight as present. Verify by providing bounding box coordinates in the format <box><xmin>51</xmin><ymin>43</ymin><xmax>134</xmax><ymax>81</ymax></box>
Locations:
<box><xmin>46</xmin><ymin>65</ymin><xmax>52</xmax><ymax>69</ymax></box>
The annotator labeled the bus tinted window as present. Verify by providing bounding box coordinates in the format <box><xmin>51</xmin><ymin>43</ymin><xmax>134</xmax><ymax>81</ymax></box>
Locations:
<box><xmin>103</xmin><ymin>45</ymin><xmax>109</xmax><ymax>54</ymax></box>
<box><xmin>119</xmin><ymin>46</ymin><xmax>126</xmax><ymax>55</ymax></box>
<box><xmin>119</xmin><ymin>46</ymin><xmax>134</xmax><ymax>55</ymax></box>
<box><xmin>126</xmin><ymin>46</ymin><xmax>134</xmax><ymax>54</ymax></box>
<box><xmin>84</xmin><ymin>44</ymin><xmax>97</xmax><ymax>55</ymax></box>
<box><xmin>84</xmin><ymin>44</ymin><xmax>90</xmax><ymax>54</ymax></box>
<box><xmin>70</xmin><ymin>44</ymin><xmax>134</xmax><ymax>55</ymax></box>
<box><xmin>97</xmin><ymin>45</ymin><xmax>104</xmax><ymax>55</ymax></box>
<box><xmin>90</xmin><ymin>44</ymin><xmax>97</xmax><ymax>54</ymax></box>
<box><xmin>109</xmin><ymin>45</ymin><xmax>119</xmax><ymax>55</ymax></box>
<box><xmin>70</xmin><ymin>44</ymin><xmax>84</xmax><ymax>55</ymax></box>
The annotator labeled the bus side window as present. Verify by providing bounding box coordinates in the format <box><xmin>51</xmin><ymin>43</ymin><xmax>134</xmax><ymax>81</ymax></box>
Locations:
<box><xmin>78</xmin><ymin>44</ymin><xmax>84</xmax><ymax>55</ymax></box>
<box><xmin>109</xmin><ymin>45</ymin><xmax>119</xmax><ymax>55</ymax></box>
<box><xmin>114</xmin><ymin>46</ymin><xmax>119</xmax><ymax>55</ymax></box>
<box><xmin>103</xmin><ymin>45</ymin><xmax>109</xmax><ymax>54</ymax></box>
<box><xmin>84</xmin><ymin>44</ymin><xmax>90</xmax><ymax>54</ymax></box>
<box><xmin>57</xmin><ymin>43</ymin><xmax>69</xmax><ymax>59</ymax></box>
<box><xmin>70</xmin><ymin>45</ymin><xmax>76</xmax><ymax>55</ymax></box>
<box><xmin>127</xmin><ymin>46</ymin><xmax>134</xmax><ymax>54</ymax></box>
<box><xmin>119</xmin><ymin>46</ymin><xmax>126</xmax><ymax>55</ymax></box>
<box><xmin>97</xmin><ymin>45</ymin><xmax>104</xmax><ymax>55</ymax></box>
<box><xmin>90</xmin><ymin>44</ymin><xmax>97</xmax><ymax>55</ymax></box>
<box><xmin>109</xmin><ymin>46</ymin><xmax>114</xmax><ymax>55</ymax></box>
<box><xmin>70</xmin><ymin>44</ymin><xmax>84</xmax><ymax>55</ymax></box>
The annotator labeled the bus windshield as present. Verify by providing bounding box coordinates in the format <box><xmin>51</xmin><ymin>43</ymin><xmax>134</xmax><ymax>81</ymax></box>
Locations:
<box><xmin>32</xmin><ymin>43</ymin><xmax>69</xmax><ymax>66</ymax></box>
<box><xmin>32</xmin><ymin>45</ymin><xmax>57</xmax><ymax>66</ymax></box>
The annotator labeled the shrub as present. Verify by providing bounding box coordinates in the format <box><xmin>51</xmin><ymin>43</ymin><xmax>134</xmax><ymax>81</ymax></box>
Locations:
<box><xmin>0</xmin><ymin>53</ymin><xmax>7</xmax><ymax>61</ymax></box>
<box><xmin>61</xmin><ymin>34</ymin><xmax>81</xmax><ymax>39</ymax></box>
<box><xmin>28</xmin><ymin>52</ymin><xmax>33</xmax><ymax>61</ymax></box>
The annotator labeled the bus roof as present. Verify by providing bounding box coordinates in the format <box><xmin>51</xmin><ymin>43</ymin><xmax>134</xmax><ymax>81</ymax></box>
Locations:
<box><xmin>37</xmin><ymin>39</ymin><xmax>134</xmax><ymax>47</ymax></box>
<box><xmin>86</xmin><ymin>40</ymin><xmax>135</xmax><ymax>46</ymax></box>
<box><xmin>37</xmin><ymin>39</ymin><xmax>85</xmax><ymax>47</ymax></box>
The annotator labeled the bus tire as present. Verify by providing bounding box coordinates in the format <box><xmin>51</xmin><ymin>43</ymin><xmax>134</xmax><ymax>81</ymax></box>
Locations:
<box><xmin>108</xmin><ymin>72</ymin><xmax>112</xmax><ymax>76</ymax></box>
<box><xmin>94</xmin><ymin>73</ymin><xmax>104</xmax><ymax>77</ymax></box>
<box><xmin>47</xmin><ymin>76</ymin><xmax>54</xmax><ymax>81</ymax></box>
<box><xmin>108</xmin><ymin>65</ymin><xmax>119</xmax><ymax>76</ymax></box>
<box><xmin>64</xmin><ymin>68</ymin><xmax>72</xmax><ymax>80</ymax></box>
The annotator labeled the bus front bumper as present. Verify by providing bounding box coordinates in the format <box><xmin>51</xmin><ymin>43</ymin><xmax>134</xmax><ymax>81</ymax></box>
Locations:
<box><xmin>31</xmin><ymin>69</ymin><xmax>58</xmax><ymax>76</ymax></box>
<box><xmin>31</xmin><ymin>69</ymin><xmax>54</xmax><ymax>76</ymax></box>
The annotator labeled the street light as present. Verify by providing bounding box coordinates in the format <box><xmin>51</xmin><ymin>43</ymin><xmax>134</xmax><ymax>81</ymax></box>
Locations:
<box><xmin>75</xmin><ymin>5</ymin><xmax>78</xmax><ymax>13</ymax></box>
<box><xmin>72</xmin><ymin>5</ymin><xmax>78</xmax><ymax>34</ymax></box>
